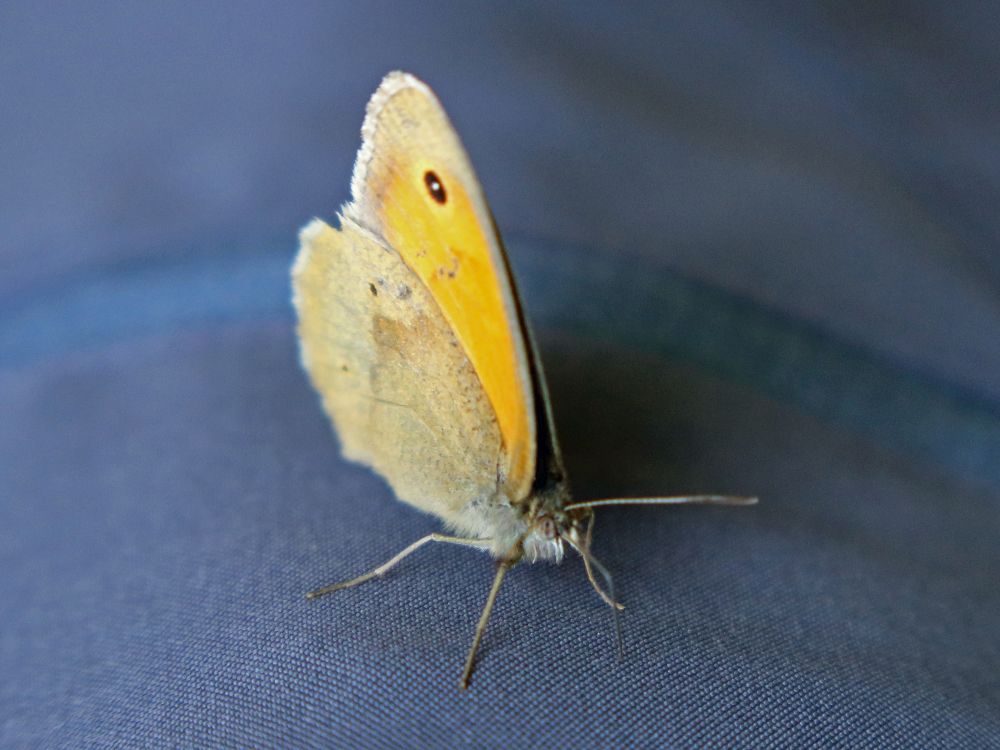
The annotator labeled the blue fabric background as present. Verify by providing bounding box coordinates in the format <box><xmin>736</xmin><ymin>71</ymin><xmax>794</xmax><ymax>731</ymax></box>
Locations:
<box><xmin>2</xmin><ymin>2</ymin><xmax>998</xmax><ymax>747</ymax></box>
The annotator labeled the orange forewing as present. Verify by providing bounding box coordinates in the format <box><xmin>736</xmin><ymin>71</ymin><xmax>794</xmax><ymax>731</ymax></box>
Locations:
<box><xmin>374</xmin><ymin>158</ymin><xmax>532</xmax><ymax>500</ymax></box>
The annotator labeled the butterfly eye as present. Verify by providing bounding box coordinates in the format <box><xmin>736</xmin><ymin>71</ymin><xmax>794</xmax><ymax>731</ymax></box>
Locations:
<box><xmin>423</xmin><ymin>170</ymin><xmax>447</xmax><ymax>204</ymax></box>
<box><xmin>540</xmin><ymin>517</ymin><xmax>556</xmax><ymax>540</ymax></box>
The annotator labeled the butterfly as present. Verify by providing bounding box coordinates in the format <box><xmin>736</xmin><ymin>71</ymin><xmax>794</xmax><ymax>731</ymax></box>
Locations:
<box><xmin>292</xmin><ymin>71</ymin><xmax>756</xmax><ymax>688</ymax></box>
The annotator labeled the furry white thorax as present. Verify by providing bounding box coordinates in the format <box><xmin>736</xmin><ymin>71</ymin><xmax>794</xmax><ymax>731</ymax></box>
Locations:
<box><xmin>445</xmin><ymin>490</ymin><xmax>526</xmax><ymax>558</ymax></box>
<box><xmin>444</xmin><ymin>487</ymin><xmax>572</xmax><ymax>563</ymax></box>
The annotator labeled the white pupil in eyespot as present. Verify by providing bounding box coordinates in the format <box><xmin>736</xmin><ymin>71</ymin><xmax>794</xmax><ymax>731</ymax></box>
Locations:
<box><xmin>423</xmin><ymin>170</ymin><xmax>447</xmax><ymax>203</ymax></box>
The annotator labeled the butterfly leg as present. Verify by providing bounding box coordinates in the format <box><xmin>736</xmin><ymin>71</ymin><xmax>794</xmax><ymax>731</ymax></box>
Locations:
<box><xmin>460</xmin><ymin>559</ymin><xmax>513</xmax><ymax>690</ymax></box>
<box><xmin>306</xmin><ymin>533</ymin><xmax>492</xmax><ymax>599</ymax></box>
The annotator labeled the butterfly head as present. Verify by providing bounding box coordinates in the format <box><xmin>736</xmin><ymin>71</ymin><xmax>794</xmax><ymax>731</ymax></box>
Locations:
<box><xmin>521</xmin><ymin>497</ymin><xmax>594</xmax><ymax>565</ymax></box>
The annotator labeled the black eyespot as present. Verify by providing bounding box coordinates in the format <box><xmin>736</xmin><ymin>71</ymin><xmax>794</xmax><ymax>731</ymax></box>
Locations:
<box><xmin>369</xmin><ymin>282</ymin><xmax>378</xmax><ymax>296</ymax></box>
<box><xmin>424</xmin><ymin>170</ymin><xmax>447</xmax><ymax>204</ymax></box>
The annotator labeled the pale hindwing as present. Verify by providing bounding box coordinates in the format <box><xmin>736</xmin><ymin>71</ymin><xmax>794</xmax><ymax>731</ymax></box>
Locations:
<box><xmin>292</xmin><ymin>218</ymin><xmax>503</xmax><ymax>526</ymax></box>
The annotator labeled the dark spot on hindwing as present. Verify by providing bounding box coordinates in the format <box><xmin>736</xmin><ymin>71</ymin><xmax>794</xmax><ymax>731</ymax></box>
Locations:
<box><xmin>369</xmin><ymin>282</ymin><xmax>378</xmax><ymax>296</ymax></box>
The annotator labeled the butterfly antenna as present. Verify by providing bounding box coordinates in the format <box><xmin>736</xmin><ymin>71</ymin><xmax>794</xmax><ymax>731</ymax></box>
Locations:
<box><xmin>564</xmin><ymin>495</ymin><xmax>758</xmax><ymax>511</ymax></box>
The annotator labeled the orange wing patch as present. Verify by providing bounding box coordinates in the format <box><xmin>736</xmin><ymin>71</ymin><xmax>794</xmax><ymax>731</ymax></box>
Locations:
<box><xmin>379</xmin><ymin>162</ymin><xmax>532</xmax><ymax>501</ymax></box>
<box><xmin>345</xmin><ymin>74</ymin><xmax>535</xmax><ymax>502</ymax></box>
